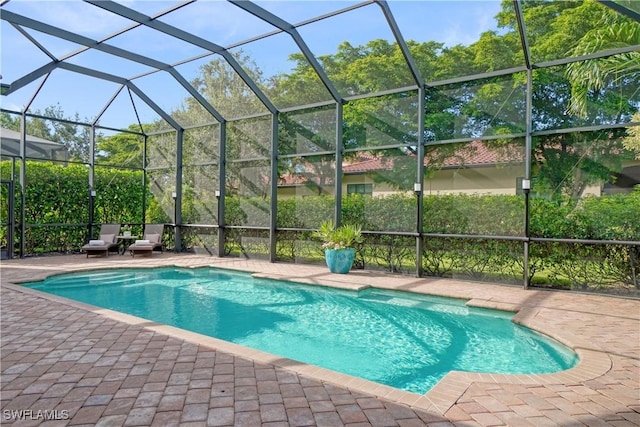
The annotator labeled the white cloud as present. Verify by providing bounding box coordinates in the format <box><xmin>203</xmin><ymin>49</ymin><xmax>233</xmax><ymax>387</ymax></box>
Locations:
<box><xmin>156</xmin><ymin>0</ymin><xmax>276</xmax><ymax>47</ymax></box>
<box><xmin>389</xmin><ymin>1</ymin><xmax>502</xmax><ymax>47</ymax></box>
<box><xmin>6</xmin><ymin>1</ymin><xmax>123</xmax><ymax>38</ymax></box>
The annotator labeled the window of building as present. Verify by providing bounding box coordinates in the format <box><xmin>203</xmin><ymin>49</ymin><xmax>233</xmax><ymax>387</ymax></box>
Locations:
<box><xmin>347</xmin><ymin>183</ymin><xmax>373</xmax><ymax>195</ymax></box>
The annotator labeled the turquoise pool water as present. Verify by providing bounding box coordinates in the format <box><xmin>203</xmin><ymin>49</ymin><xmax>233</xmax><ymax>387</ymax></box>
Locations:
<box><xmin>26</xmin><ymin>267</ymin><xmax>578</xmax><ymax>394</ymax></box>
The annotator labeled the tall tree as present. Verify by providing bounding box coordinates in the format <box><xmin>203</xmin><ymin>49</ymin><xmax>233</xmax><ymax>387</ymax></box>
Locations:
<box><xmin>0</xmin><ymin>112</ymin><xmax>20</xmax><ymax>131</ymax></box>
<box><xmin>564</xmin><ymin>7</ymin><xmax>640</xmax><ymax>118</ymax></box>
<box><xmin>95</xmin><ymin>125</ymin><xmax>145</xmax><ymax>168</ymax></box>
<box><xmin>182</xmin><ymin>51</ymin><xmax>267</xmax><ymax>122</ymax></box>
<box><xmin>1</xmin><ymin>106</ymin><xmax>91</xmax><ymax>162</ymax></box>
<box><xmin>29</xmin><ymin>105</ymin><xmax>91</xmax><ymax>162</ymax></box>
<box><xmin>504</xmin><ymin>0</ymin><xmax>638</xmax><ymax>196</ymax></box>
<box><xmin>166</xmin><ymin>0</ymin><xmax>637</xmax><ymax>197</ymax></box>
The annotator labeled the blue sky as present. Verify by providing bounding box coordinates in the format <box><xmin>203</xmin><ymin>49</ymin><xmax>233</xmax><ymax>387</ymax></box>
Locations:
<box><xmin>1</xmin><ymin>0</ymin><xmax>503</xmax><ymax>130</ymax></box>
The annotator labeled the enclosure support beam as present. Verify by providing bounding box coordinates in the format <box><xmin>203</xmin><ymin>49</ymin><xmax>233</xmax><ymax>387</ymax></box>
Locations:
<box><xmin>218</xmin><ymin>124</ymin><xmax>227</xmax><ymax>257</ymax></box>
<box><xmin>88</xmin><ymin>126</ymin><xmax>96</xmax><ymax>240</ymax></box>
<box><xmin>18</xmin><ymin>116</ymin><xmax>26</xmax><ymax>259</ymax></box>
<box><xmin>515</xmin><ymin>0</ymin><xmax>532</xmax><ymax>290</ymax></box>
<box><xmin>597</xmin><ymin>0</ymin><xmax>640</xmax><ymax>22</ymax></box>
<box><xmin>513</xmin><ymin>0</ymin><xmax>531</xmax><ymax>70</ymax></box>
<box><xmin>174</xmin><ymin>129</ymin><xmax>184</xmax><ymax>253</ymax></box>
<box><xmin>334</xmin><ymin>103</ymin><xmax>344</xmax><ymax>227</ymax></box>
<box><xmin>2</xmin><ymin>9</ymin><xmax>222</xmax><ymax>124</ymax></box>
<box><xmin>523</xmin><ymin>70</ymin><xmax>533</xmax><ymax>290</ymax></box>
<box><xmin>416</xmin><ymin>88</ymin><xmax>426</xmax><ymax>278</ymax></box>
<box><xmin>269</xmin><ymin>114</ymin><xmax>279</xmax><ymax>263</ymax></box>
<box><xmin>142</xmin><ymin>135</ymin><xmax>148</xmax><ymax>226</ymax></box>
<box><xmin>84</xmin><ymin>0</ymin><xmax>276</xmax><ymax>115</ymax></box>
<box><xmin>16</xmin><ymin>71</ymin><xmax>49</xmax><ymax>258</ymax></box>
<box><xmin>228</xmin><ymin>0</ymin><xmax>342</xmax><ymax>103</ymax></box>
<box><xmin>2</xmin><ymin>179</ymin><xmax>15</xmax><ymax>260</ymax></box>
<box><xmin>376</xmin><ymin>1</ymin><xmax>425</xmax><ymax>88</ymax></box>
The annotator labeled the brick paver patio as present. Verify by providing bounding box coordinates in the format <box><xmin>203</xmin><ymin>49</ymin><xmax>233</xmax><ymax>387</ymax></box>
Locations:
<box><xmin>1</xmin><ymin>253</ymin><xmax>638</xmax><ymax>426</ymax></box>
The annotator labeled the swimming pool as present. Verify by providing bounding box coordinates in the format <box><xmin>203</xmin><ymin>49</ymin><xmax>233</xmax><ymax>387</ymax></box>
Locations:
<box><xmin>25</xmin><ymin>267</ymin><xmax>578</xmax><ymax>394</ymax></box>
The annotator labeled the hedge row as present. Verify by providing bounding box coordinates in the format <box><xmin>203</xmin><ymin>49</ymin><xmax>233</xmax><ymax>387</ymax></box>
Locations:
<box><xmin>273</xmin><ymin>192</ymin><xmax>639</xmax><ymax>294</ymax></box>
<box><xmin>1</xmin><ymin>161</ymin><xmax>638</xmax><ymax>294</ymax></box>
<box><xmin>275</xmin><ymin>191</ymin><xmax>640</xmax><ymax>240</ymax></box>
<box><xmin>0</xmin><ymin>161</ymin><xmax>147</xmax><ymax>254</ymax></box>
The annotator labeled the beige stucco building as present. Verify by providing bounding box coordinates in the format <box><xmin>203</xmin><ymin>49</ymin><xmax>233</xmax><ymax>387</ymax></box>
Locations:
<box><xmin>277</xmin><ymin>142</ymin><xmax>640</xmax><ymax>198</ymax></box>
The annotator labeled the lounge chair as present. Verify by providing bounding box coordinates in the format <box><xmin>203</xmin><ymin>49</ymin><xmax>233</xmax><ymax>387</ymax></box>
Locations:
<box><xmin>128</xmin><ymin>224</ymin><xmax>164</xmax><ymax>257</ymax></box>
<box><xmin>81</xmin><ymin>224</ymin><xmax>121</xmax><ymax>257</ymax></box>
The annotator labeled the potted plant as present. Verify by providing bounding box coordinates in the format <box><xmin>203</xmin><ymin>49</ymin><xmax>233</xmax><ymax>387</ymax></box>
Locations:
<box><xmin>314</xmin><ymin>220</ymin><xmax>363</xmax><ymax>274</ymax></box>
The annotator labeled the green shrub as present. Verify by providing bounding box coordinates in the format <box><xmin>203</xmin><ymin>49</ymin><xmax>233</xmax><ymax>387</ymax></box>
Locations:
<box><xmin>2</xmin><ymin>158</ymin><xmax>637</xmax><ymax>293</ymax></box>
<box><xmin>313</xmin><ymin>220</ymin><xmax>363</xmax><ymax>250</ymax></box>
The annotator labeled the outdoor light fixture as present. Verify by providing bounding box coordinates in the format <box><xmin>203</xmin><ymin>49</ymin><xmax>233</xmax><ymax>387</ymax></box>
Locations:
<box><xmin>214</xmin><ymin>190</ymin><xmax>221</xmax><ymax>198</ymax></box>
<box><xmin>171</xmin><ymin>192</ymin><xmax>177</xmax><ymax>200</ymax></box>
<box><xmin>413</xmin><ymin>182</ymin><xmax>422</xmax><ymax>194</ymax></box>
<box><xmin>90</xmin><ymin>190</ymin><xmax>96</xmax><ymax>197</ymax></box>
<box><xmin>521</xmin><ymin>179</ymin><xmax>531</xmax><ymax>191</ymax></box>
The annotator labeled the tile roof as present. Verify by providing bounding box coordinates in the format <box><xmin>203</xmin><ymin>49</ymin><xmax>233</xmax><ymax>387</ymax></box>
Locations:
<box><xmin>345</xmin><ymin>141</ymin><xmax>524</xmax><ymax>173</ymax></box>
<box><xmin>279</xmin><ymin>141</ymin><xmax>524</xmax><ymax>185</ymax></box>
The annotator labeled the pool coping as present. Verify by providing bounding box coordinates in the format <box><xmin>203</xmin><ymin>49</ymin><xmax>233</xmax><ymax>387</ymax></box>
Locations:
<box><xmin>3</xmin><ymin>261</ymin><xmax>615</xmax><ymax>416</ymax></box>
<box><xmin>253</xmin><ymin>271</ymin><xmax>614</xmax><ymax>414</ymax></box>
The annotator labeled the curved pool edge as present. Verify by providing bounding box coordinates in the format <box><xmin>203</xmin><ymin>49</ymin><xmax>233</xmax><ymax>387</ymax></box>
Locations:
<box><xmin>2</xmin><ymin>281</ymin><xmax>440</xmax><ymax>411</ymax></box>
<box><xmin>249</xmin><ymin>272</ymin><xmax>615</xmax><ymax>414</ymax></box>
<box><xmin>4</xmin><ymin>267</ymin><xmax>614</xmax><ymax>416</ymax></box>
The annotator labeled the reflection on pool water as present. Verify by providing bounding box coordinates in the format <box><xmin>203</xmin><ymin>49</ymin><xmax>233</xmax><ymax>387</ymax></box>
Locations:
<box><xmin>26</xmin><ymin>267</ymin><xmax>578</xmax><ymax>394</ymax></box>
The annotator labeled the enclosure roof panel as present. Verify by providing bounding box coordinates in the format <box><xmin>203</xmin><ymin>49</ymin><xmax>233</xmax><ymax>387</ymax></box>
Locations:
<box><xmin>157</xmin><ymin>0</ymin><xmax>277</xmax><ymax>47</ymax></box>
<box><xmin>1</xmin><ymin>0</ymin><xmax>638</xmax><ymax>131</ymax></box>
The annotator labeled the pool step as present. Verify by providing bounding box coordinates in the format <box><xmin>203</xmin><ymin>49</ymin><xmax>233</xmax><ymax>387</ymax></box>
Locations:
<box><xmin>41</xmin><ymin>272</ymin><xmax>141</xmax><ymax>288</ymax></box>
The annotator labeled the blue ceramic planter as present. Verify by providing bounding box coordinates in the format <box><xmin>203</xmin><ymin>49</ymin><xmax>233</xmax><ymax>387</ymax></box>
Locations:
<box><xmin>324</xmin><ymin>248</ymin><xmax>355</xmax><ymax>274</ymax></box>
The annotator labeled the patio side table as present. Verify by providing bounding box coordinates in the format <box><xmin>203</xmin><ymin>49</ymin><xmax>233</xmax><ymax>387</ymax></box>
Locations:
<box><xmin>116</xmin><ymin>235</ymin><xmax>139</xmax><ymax>255</ymax></box>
